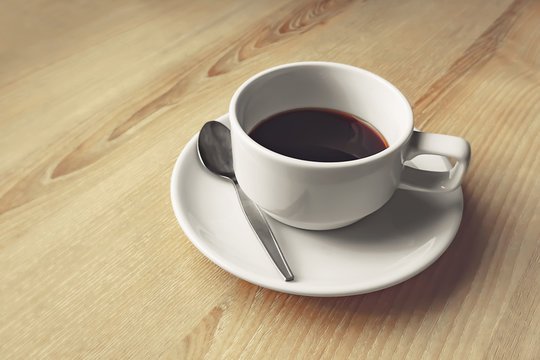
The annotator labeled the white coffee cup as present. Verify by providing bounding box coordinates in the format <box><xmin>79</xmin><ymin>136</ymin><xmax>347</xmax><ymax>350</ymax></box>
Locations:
<box><xmin>229</xmin><ymin>62</ymin><xmax>470</xmax><ymax>230</ymax></box>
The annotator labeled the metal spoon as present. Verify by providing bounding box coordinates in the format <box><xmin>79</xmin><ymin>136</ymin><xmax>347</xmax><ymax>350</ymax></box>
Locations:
<box><xmin>197</xmin><ymin>121</ymin><xmax>294</xmax><ymax>281</ymax></box>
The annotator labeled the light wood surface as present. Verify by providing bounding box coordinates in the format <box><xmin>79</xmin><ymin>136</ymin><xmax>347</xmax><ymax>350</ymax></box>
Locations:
<box><xmin>1</xmin><ymin>0</ymin><xmax>539</xmax><ymax>358</ymax></box>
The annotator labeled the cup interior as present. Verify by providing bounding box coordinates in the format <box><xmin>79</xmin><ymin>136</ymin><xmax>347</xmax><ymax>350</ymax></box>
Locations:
<box><xmin>232</xmin><ymin>62</ymin><xmax>413</xmax><ymax>148</ymax></box>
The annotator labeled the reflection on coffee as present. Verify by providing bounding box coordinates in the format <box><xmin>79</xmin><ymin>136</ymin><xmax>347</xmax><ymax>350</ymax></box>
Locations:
<box><xmin>248</xmin><ymin>108</ymin><xmax>388</xmax><ymax>162</ymax></box>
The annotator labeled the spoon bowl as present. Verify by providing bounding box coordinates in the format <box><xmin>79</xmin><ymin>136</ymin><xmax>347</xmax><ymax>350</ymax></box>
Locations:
<box><xmin>198</xmin><ymin>121</ymin><xmax>235</xmax><ymax>180</ymax></box>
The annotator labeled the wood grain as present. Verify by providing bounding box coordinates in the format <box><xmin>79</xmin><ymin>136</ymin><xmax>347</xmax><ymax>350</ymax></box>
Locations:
<box><xmin>1</xmin><ymin>0</ymin><xmax>538</xmax><ymax>358</ymax></box>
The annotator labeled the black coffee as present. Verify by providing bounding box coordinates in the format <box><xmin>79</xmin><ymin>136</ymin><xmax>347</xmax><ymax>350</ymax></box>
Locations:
<box><xmin>248</xmin><ymin>108</ymin><xmax>388</xmax><ymax>162</ymax></box>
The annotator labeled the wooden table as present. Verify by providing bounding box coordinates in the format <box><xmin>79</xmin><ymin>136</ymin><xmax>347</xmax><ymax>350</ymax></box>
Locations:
<box><xmin>1</xmin><ymin>0</ymin><xmax>538</xmax><ymax>358</ymax></box>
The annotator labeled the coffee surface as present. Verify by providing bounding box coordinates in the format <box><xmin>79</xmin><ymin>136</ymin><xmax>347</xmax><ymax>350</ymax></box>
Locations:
<box><xmin>248</xmin><ymin>108</ymin><xmax>388</xmax><ymax>162</ymax></box>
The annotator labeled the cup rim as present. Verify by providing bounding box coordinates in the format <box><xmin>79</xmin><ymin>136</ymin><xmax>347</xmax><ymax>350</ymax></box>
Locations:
<box><xmin>229</xmin><ymin>61</ymin><xmax>414</xmax><ymax>168</ymax></box>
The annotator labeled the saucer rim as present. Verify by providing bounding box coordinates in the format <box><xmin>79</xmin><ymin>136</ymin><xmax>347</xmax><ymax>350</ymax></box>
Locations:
<box><xmin>170</xmin><ymin>114</ymin><xmax>463</xmax><ymax>297</ymax></box>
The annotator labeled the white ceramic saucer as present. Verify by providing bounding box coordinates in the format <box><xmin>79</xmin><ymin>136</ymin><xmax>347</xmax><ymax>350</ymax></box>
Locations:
<box><xmin>171</xmin><ymin>114</ymin><xmax>463</xmax><ymax>297</ymax></box>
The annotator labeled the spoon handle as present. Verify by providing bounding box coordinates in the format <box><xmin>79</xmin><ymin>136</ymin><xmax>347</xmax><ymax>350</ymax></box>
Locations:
<box><xmin>234</xmin><ymin>183</ymin><xmax>294</xmax><ymax>281</ymax></box>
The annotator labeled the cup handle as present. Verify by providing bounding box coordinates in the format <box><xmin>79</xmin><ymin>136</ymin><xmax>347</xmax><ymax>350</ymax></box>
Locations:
<box><xmin>398</xmin><ymin>131</ymin><xmax>471</xmax><ymax>192</ymax></box>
